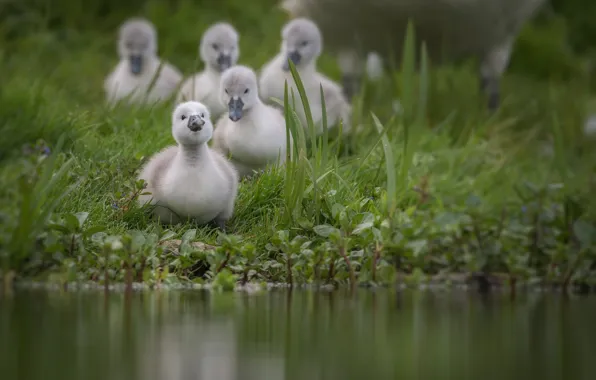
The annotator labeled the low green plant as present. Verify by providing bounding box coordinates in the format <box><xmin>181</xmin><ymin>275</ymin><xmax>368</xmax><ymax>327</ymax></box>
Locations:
<box><xmin>1</xmin><ymin>0</ymin><xmax>595</xmax><ymax>292</ymax></box>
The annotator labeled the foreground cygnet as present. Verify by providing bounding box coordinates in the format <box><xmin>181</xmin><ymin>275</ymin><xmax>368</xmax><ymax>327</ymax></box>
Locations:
<box><xmin>177</xmin><ymin>23</ymin><xmax>240</xmax><ymax>120</ymax></box>
<box><xmin>105</xmin><ymin>18</ymin><xmax>183</xmax><ymax>106</ymax></box>
<box><xmin>138</xmin><ymin>101</ymin><xmax>239</xmax><ymax>229</ymax></box>
<box><xmin>212</xmin><ymin>66</ymin><xmax>292</xmax><ymax>178</ymax></box>
<box><xmin>259</xmin><ymin>18</ymin><xmax>351</xmax><ymax>135</ymax></box>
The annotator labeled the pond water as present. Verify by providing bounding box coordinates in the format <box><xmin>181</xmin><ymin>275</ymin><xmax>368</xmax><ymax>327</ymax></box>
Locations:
<box><xmin>1</xmin><ymin>289</ymin><xmax>595</xmax><ymax>380</ymax></box>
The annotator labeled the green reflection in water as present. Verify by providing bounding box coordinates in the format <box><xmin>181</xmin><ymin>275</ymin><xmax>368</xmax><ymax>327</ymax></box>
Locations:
<box><xmin>1</xmin><ymin>290</ymin><xmax>595</xmax><ymax>380</ymax></box>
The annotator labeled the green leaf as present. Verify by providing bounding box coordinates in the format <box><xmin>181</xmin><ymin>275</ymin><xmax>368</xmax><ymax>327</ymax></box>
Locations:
<box><xmin>74</xmin><ymin>212</ymin><xmax>89</xmax><ymax>228</ymax></box>
<box><xmin>573</xmin><ymin>220</ymin><xmax>595</xmax><ymax>249</ymax></box>
<box><xmin>313</xmin><ymin>224</ymin><xmax>337</xmax><ymax>238</ymax></box>
<box><xmin>159</xmin><ymin>230</ymin><xmax>176</xmax><ymax>242</ymax></box>
<box><xmin>433</xmin><ymin>212</ymin><xmax>461</xmax><ymax>228</ymax></box>
<box><xmin>331</xmin><ymin>203</ymin><xmax>345</xmax><ymax>220</ymax></box>
<box><xmin>352</xmin><ymin>221</ymin><xmax>374</xmax><ymax>235</ymax></box>
<box><xmin>82</xmin><ymin>225</ymin><xmax>106</xmax><ymax>238</ymax></box>
<box><xmin>129</xmin><ymin>230</ymin><xmax>146</xmax><ymax>252</ymax></box>
<box><xmin>181</xmin><ymin>229</ymin><xmax>197</xmax><ymax>243</ymax></box>
<box><xmin>64</xmin><ymin>213</ymin><xmax>80</xmax><ymax>232</ymax></box>
<box><xmin>297</xmin><ymin>217</ymin><xmax>314</xmax><ymax>230</ymax></box>
<box><xmin>47</xmin><ymin>223</ymin><xmax>70</xmax><ymax>234</ymax></box>
<box><xmin>465</xmin><ymin>194</ymin><xmax>482</xmax><ymax>209</ymax></box>
<box><xmin>406</xmin><ymin>240</ymin><xmax>428</xmax><ymax>257</ymax></box>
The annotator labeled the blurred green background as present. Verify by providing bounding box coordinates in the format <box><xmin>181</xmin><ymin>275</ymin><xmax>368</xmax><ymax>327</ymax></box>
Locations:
<box><xmin>1</xmin><ymin>0</ymin><xmax>596</xmax><ymax>85</ymax></box>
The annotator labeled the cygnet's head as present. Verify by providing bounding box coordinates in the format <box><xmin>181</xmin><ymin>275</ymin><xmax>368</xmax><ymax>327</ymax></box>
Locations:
<box><xmin>118</xmin><ymin>18</ymin><xmax>158</xmax><ymax>75</ymax></box>
<box><xmin>200</xmin><ymin>22</ymin><xmax>240</xmax><ymax>73</ymax></box>
<box><xmin>280</xmin><ymin>18</ymin><xmax>322</xmax><ymax>71</ymax></box>
<box><xmin>220</xmin><ymin>65</ymin><xmax>260</xmax><ymax>122</ymax></box>
<box><xmin>172</xmin><ymin>101</ymin><xmax>213</xmax><ymax>146</ymax></box>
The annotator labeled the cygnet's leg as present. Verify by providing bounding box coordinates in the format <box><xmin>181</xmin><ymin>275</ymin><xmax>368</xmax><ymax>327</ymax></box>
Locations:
<box><xmin>337</xmin><ymin>49</ymin><xmax>364</xmax><ymax>101</ymax></box>
<box><xmin>479</xmin><ymin>36</ymin><xmax>514</xmax><ymax>111</ymax></box>
<box><xmin>209</xmin><ymin>217</ymin><xmax>227</xmax><ymax>233</ymax></box>
<box><xmin>211</xmin><ymin>196</ymin><xmax>236</xmax><ymax>233</ymax></box>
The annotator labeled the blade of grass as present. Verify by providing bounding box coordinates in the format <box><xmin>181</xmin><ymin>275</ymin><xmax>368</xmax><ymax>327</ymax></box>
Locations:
<box><xmin>372</xmin><ymin>113</ymin><xmax>397</xmax><ymax>218</ymax></box>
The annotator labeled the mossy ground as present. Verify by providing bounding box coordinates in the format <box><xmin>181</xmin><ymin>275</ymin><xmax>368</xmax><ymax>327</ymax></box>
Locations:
<box><xmin>0</xmin><ymin>0</ymin><xmax>595</xmax><ymax>292</ymax></box>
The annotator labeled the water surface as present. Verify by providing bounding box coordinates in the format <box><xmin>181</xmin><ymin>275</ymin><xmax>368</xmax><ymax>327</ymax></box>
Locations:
<box><xmin>1</xmin><ymin>289</ymin><xmax>595</xmax><ymax>380</ymax></box>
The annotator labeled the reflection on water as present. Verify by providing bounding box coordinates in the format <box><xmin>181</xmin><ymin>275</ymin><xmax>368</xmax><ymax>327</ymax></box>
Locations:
<box><xmin>1</xmin><ymin>289</ymin><xmax>595</xmax><ymax>380</ymax></box>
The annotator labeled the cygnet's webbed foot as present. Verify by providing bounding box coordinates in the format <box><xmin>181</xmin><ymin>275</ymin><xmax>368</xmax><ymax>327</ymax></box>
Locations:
<box><xmin>480</xmin><ymin>73</ymin><xmax>500</xmax><ymax>112</ymax></box>
<box><xmin>341</xmin><ymin>74</ymin><xmax>360</xmax><ymax>101</ymax></box>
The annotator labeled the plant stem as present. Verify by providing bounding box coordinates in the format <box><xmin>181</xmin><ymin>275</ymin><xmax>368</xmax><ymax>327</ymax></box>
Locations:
<box><xmin>286</xmin><ymin>253</ymin><xmax>293</xmax><ymax>286</ymax></box>
<box><xmin>562</xmin><ymin>250</ymin><xmax>584</xmax><ymax>292</ymax></box>
<box><xmin>69</xmin><ymin>234</ymin><xmax>76</xmax><ymax>256</ymax></box>
<box><xmin>339</xmin><ymin>243</ymin><xmax>356</xmax><ymax>287</ymax></box>
<box><xmin>216</xmin><ymin>251</ymin><xmax>231</xmax><ymax>274</ymax></box>
<box><xmin>372</xmin><ymin>243</ymin><xmax>381</xmax><ymax>283</ymax></box>
<box><xmin>125</xmin><ymin>253</ymin><xmax>132</xmax><ymax>293</ymax></box>
<box><xmin>326</xmin><ymin>258</ymin><xmax>335</xmax><ymax>285</ymax></box>
<box><xmin>103</xmin><ymin>246</ymin><xmax>109</xmax><ymax>295</ymax></box>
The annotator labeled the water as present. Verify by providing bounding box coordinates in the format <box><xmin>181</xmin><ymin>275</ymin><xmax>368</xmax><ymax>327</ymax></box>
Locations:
<box><xmin>1</xmin><ymin>289</ymin><xmax>595</xmax><ymax>380</ymax></box>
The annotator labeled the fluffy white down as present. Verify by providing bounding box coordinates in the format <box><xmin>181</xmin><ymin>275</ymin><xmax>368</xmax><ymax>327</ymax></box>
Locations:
<box><xmin>279</xmin><ymin>0</ymin><xmax>547</xmax><ymax>63</ymax></box>
<box><xmin>138</xmin><ymin>101</ymin><xmax>238</xmax><ymax>225</ymax></box>
<box><xmin>105</xmin><ymin>61</ymin><xmax>183</xmax><ymax>106</ymax></box>
<box><xmin>105</xmin><ymin>18</ymin><xmax>182</xmax><ymax>106</ymax></box>
<box><xmin>259</xmin><ymin>19</ymin><xmax>351</xmax><ymax>135</ymax></box>
<box><xmin>213</xmin><ymin>66</ymin><xmax>292</xmax><ymax>178</ymax></box>
<box><xmin>366</xmin><ymin>52</ymin><xmax>384</xmax><ymax>80</ymax></box>
<box><xmin>177</xmin><ymin>23</ymin><xmax>240</xmax><ymax>120</ymax></box>
<box><xmin>177</xmin><ymin>71</ymin><xmax>227</xmax><ymax>119</ymax></box>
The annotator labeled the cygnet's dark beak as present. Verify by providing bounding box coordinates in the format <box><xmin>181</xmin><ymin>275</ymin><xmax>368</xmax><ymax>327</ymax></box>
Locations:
<box><xmin>282</xmin><ymin>51</ymin><xmax>301</xmax><ymax>71</ymax></box>
<box><xmin>228</xmin><ymin>97</ymin><xmax>244</xmax><ymax>122</ymax></box>
<box><xmin>187</xmin><ymin>114</ymin><xmax>205</xmax><ymax>132</ymax></box>
<box><xmin>217</xmin><ymin>54</ymin><xmax>232</xmax><ymax>72</ymax></box>
<box><xmin>129</xmin><ymin>55</ymin><xmax>143</xmax><ymax>75</ymax></box>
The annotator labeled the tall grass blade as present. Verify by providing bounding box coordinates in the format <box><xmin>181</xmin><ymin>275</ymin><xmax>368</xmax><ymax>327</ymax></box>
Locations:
<box><xmin>7</xmin><ymin>135</ymin><xmax>81</xmax><ymax>272</ymax></box>
<box><xmin>417</xmin><ymin>42</ymin><xmax>429</xmax><ymax>126</ymax></box>
<box><xmin>400</xmin><ymin>20</ymin><xmax>416</xmax><ymax>125</ymax></box>
<box><xmin>320</xmin><ymin>84</ymin><xmax>328</xmax><ymax>173</ymax></box>
<box><xmin>372</xmin><ymin>113</ymin><xmax>397</xmax><ymax>217</ymax></box>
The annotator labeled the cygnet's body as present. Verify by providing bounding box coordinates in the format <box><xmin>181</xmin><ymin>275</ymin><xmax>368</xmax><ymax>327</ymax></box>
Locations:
<box><xmin>212</xmin><ymin>66</ymin><xmax>292</xmax><ymax>178</ymax></box>
<box><xmin>105</xmin><ymin>18</ymin><xmax>183</xmax><ymax>106</ymax></box>
<box><xmin>138</xmin><ymin>101</ymin><xmax>238</xmax><ymax>228</ymax></box>
<box><xmin>177</xmin><ymin>23</ymin><xmax>240</xmax><ymax>120</ymax></box>
<box><xmin>259</xmin><ymin>18</ymin><xmax>351</xmax><ymax>135</ymax></box>
<box><xmin>280</xmin><ymin>0</ymin><xmax>547</xmax><ymax>110</ymax></box>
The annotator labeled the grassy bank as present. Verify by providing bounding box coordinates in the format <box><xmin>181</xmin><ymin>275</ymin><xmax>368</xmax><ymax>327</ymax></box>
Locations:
<box><xmin>1</xmin><ymin>0</ymin><xmax>595</xmax><ymax>292</ymax></box>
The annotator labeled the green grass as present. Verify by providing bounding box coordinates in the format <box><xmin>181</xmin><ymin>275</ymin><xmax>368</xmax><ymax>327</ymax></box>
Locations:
<box><xmin>0</xmin><ymin>0</ymin><xmax>595</xmax><ymax>291</ymax></box>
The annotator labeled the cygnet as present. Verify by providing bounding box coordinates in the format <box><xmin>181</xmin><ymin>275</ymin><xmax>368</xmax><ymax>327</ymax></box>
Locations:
<box><xmin>105</xmin><ymin>18</ymin><xmax>183</xmax><ymax>106</ymax></box>
<box><xmin>259</xmin><ymin>18</ymin><xmax>351</xmax><ymax>136</ymax></box>
<box><xmin>212</xmin><ymin>66</ymin><xmax>292</xmax><ymax>178</ymax></box>
<box><xmin>177</xmin><ymin>22</ymin><xmax>240</xmax><ymax>120</ymax></box>
<box><xmin>138</xmin><ymin>101</ymin><xmax>239</xmax><ymax>229</ymax></box>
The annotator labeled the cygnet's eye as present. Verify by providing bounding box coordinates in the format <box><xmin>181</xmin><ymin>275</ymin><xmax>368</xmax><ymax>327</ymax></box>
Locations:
<box><xmin>181</xmin><ymin>115</ymin><xmax>187</xmax><ymax>120</ymax></box>
<box><xmin>244</xmin><ymin>88</ymin><xmax>249</xmax><ymax>94</ymax></box>
<box><xmin>225</xmin><ymin>89</ymin><xmax>229</xmax><ymax>94</ymax></box>
<box><xmin>125</xmin><ymin>41</ymin><xmax>133</xmax><ymax>49</ymax></box>
<box><xmin>301</xmin><ymin>40</ymin><xmax>309</xmax><ymax>47</ymax></box>
<box><xmin>201</xmin><ymin>113</ymin><xmax>205</xmax><ymax>118</ymax></box>
<box><xmin>212</xmin><ymin>43</ymin><xmax>219</xmax><ymax>50</ymax></box>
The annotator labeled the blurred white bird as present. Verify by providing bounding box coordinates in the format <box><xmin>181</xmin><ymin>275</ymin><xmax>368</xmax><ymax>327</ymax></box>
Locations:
<box><xmin>280</xmin><ymin>0</ymin><xmax>548</xmax><ymax>110</ymax></box>
<box><xmin>105</xmin><ymin>18</ymin><xmax>183</xmax><ymax>106</ymax></box>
